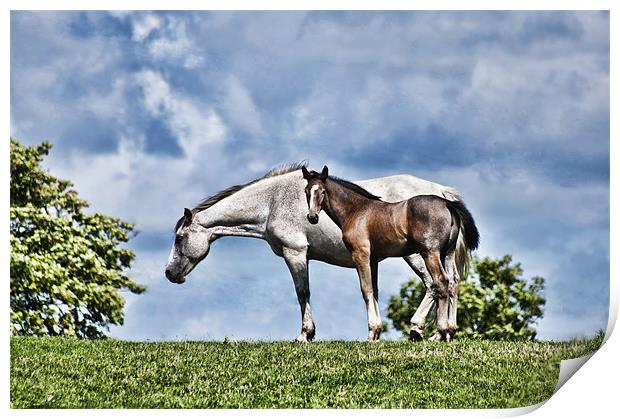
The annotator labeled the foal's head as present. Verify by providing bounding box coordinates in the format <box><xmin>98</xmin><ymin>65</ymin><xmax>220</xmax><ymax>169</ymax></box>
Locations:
<box><xmin>301</xmin><ymin>165</ymin><xmax>328</xmax><ymax>224</ymax></box>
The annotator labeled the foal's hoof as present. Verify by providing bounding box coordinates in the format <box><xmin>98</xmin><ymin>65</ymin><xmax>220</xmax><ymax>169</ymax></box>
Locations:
<box><xmin>428</xmin><ymin>332</ymin><xmax>443</xmax><ymax>342</ymax></box>
<box><xmin>409</xmin><ymin>329</ymin><xmax>423</xmax><ymax>342</ymax></box>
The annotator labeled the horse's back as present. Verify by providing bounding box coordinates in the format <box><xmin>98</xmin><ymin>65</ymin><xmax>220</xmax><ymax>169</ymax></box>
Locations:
<box><xmin>357</xmin><ymin>174</ymin><xmax>459</xmax><ymax>203</ymax></box>
<box><xmin>263</xmin><ymin>171</ymin><xmax>460</xmax><ymax>266</ymax></box>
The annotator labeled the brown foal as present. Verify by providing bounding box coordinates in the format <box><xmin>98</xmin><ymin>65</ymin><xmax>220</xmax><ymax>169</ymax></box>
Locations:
<box><xmin>302</xmin><ymin>166</ymin><xmax>479</xmax><ymax>341</ymax></box>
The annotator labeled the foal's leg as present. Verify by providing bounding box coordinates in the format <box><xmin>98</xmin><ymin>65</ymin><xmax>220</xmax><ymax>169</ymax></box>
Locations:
<box><xmin>352</xmin><ymin>249</ymin><xmax>382</xmax><ymax>341</ymax></box>
<box><xmin>370</xmin><ymin>259</ymin><xmax>383</xmax><ymax>341</ymax></box>
<box><xmin>423</xmin><ymin>251</ymin><xmax>451</xmax><ymax>341</ymax></box>
<box><xmin>403</xmin><ymin>255</ymin><xmax>436</xmax><ymax>341</ymax></box>
<box><xmin>283</xmin><ymin>247</ymin><xmax>315</xmax><ymax>342</ymax></box>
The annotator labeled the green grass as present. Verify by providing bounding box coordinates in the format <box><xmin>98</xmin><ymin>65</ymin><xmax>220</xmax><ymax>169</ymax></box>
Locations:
<box><xmin>11</xmin><ymin>335</ymin><xmax>602</xmax><ymax>409</ymax></box>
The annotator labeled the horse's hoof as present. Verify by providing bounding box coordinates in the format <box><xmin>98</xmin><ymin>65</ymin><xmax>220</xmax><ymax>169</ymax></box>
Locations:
<box><xmin>428</xmin><ymin>332</ymin><xmax>442</xmax><ymax>342</ymax></box>
<box><xmin>295</xmin><ymin>334</ymin><xmax>312</xmax><ymax>343</ymax></box>
<box><xmin>409</xmin><ymin>329</ymin><xmax>423</xmax><ymax>342</ymax></box>
<box><xmin>367</xmin><ymin>328</ymin><xmax>382</xmax><ymax>341</ymax></box>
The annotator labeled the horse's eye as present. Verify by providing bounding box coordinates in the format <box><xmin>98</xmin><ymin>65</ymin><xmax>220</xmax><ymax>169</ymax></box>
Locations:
<box><xmin>175</xmin><ymin>235</ymin><xmax>183</xmax><ymax>245</ymax></box>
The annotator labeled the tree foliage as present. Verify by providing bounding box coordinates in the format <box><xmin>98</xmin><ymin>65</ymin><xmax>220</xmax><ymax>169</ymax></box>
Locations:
<box><xmin>10</xmin><ymin>138</ymin><xmax>144</xmax><ymax>338</ymax></box>
<box><xmin>387</xmin><ymin>255</ymin><xmax>545</xmax><ymax>340</ymax></box>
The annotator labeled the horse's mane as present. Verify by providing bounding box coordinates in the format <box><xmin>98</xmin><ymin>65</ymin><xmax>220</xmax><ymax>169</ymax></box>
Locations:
<box><xmin>175</xmin><ymin>162</ymin><xmax>307</xmax><ymax>231</ymax></box>
<box><xmin>330</xmin><ymin>176</ymin><xmax>382</xmax><ymax>201</ymax></box>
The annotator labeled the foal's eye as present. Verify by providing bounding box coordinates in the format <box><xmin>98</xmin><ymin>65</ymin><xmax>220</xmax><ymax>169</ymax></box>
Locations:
<box><xmin>175</xmin><ymin>235</ymin><xmax>183</xmax><ymax>245</ymax></box>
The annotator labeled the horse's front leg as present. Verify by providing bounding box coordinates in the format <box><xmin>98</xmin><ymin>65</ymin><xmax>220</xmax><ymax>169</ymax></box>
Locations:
<box><xmin>283</xmin><ymin>247</ymin><xmax>315</xmax><ymax>343</ymax></box>
<box><xmin>410</xmin><ymin>292</ymin><xmax>436</xmax><ymax>341</ymax></box>
<box><xmin>352</xmin><ymin>249</ymin><xmax>382</xmax><ymax>342</ymax></box>
<box><xmin>403</xmin><ymin>255</ymin><xmax>436</xmax><ymax>341</ymax></box>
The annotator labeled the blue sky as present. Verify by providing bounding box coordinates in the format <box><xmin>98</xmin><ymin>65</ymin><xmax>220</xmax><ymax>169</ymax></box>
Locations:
<box><xmin>10</xmin><ymin>11</ymin><xmax>609</xmax><ymax>341</ymax></box>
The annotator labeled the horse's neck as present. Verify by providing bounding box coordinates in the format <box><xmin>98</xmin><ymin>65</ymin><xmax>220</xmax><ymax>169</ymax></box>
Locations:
<box><xmin>194</xmin><ymin>181</ymin><xmax>273</xmax><ymax>239</ymax></box>
<box><xmin>324</xmin><ymin>179</ymin><xmax>371</xmax><ymax>229</ymax></box>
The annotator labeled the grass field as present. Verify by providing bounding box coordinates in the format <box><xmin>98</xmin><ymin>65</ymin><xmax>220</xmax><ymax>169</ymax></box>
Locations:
<box><xmin>10</xmin><ymin>335</ymin><xmax>602</xmax><ymax>409</ymax></box>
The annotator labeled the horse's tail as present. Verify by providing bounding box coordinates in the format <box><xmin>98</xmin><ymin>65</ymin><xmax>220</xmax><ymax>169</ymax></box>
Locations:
<box><xmin>454</xmin><ymin>228</ymin><xmax>471</xmax><ymax>281</ymax></box>
<box><xmin>440</xmin><ymin>187</ymin><xmax>471</xmax><ymax>280</ymax></box>
<box><xmin>446</xmin><ymin>199</ymin><xmax>480</xmax><ymax>252</ymax></box>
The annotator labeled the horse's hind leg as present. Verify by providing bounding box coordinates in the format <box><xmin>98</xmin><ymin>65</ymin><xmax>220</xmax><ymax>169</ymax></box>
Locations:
<box><xmin>445</xmin><ymin>253</ymin><xmax>460</xmax><ymax>338</ymax></box>
<box><xmin>283</xmin><ymin>247</ymin><xmax>315</xmax><ymax>342</ymax></box>
<box><xmin>403</xmin><ymin>255</ymin><xmax>436</xmax><ymax>341</ymax></box>
<box><xmin>445</xmin><ymin>213</ymin><xmax>462</xmax><ymax>338</ymax></box>
<box><xmin>423</xmin><ymin>250</ymin><xmax>451</xmax><ymax>341</ymax></box>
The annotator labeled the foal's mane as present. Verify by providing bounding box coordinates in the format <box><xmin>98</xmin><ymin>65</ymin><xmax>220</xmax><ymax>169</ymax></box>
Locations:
<box><xmin>175</xmin><ymin>162</ymin><xmax>306</xmax><ymax>231</ymax></box>
<box><xmin>330</xmin><ymin>176</ymin><xmax>382</xmax><ymax>201</ymax></box>
<box><xmin>306</xmin><ymin>169</ymin><xmax>382</xmax><ymax>201</ymax></box>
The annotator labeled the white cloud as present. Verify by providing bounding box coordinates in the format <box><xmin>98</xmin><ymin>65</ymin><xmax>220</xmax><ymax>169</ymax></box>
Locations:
<box><xmin>288</xmin><ymin>105</ymin><xmax>329</xmax><ymax>142</ymax></box>
<box><xmin>45</xmin><ymin>137</ymin><xmax>179</xmax><ymax>227</ymax></box>
<box><xmin>77</xmin><ymin>77</ymin><xmax>128</xmax><ymax>120</ymax></box>
<box><xmin>131</xmin><ymin>13</ymin><xmax>161</xmax><ymax>42</ymax></box>
<box><xmin>38</xmin><ymin>70</ymin><xmax>232</xmax><ymax>237</ymax></box>
<box><xmin>107</xmin><ymin>11</ymin><xmax>132</xmax><ymax>20</ymax></box>
<box><xmin>135</xmin><ymin>69</ymin><xmax>227</xmax><ymax>153</ymax></box>
<box><xmin>458</xmin><ymin>45</ymin><xmax>609</xmax><ymax>148</ymax></box>
<box><xmin>10</xmin><ymin>12</ymin><xmax>128</xmax><ymax>147</ymax></box>
<box><xmin>146</xmin><ymin>17</ymin><xmax>204</xmax><ymax>69</ymax></box>
<box><xmin>220</xmin><ymin>76</ymin><xmax>263</xmax><ymax>136</ymax></box>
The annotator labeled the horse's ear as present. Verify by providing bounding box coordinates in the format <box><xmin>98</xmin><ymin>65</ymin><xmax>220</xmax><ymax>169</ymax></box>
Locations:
<box><xmin>183</xmin><ymin>208</ymin><xmax>193</xmax><ymax>226</ymax></box>
<box><xmin>301</xmin><ymin>165</ymin><xmax>310</xmax><ymax>179</ymax></box>
<box><xmin>320</xmin><ymin>165</ymin><xmax>328</xmax><ymax>181</ymax></box>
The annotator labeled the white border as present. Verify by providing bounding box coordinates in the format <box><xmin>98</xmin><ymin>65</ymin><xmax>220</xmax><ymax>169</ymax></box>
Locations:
<box><xmin>3</xmin><ymin>1</ymin><xmax>616</xmax><ymax>418</ymax></box>
<box><xmin>0</xmin><ymin>0</ymin><xmax>617</xmax><ymax>11</ymax></box>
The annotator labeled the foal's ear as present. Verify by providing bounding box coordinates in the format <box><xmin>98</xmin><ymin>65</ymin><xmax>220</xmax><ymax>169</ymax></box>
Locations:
<box><xmin>183</xmin><ymin>208</ymin><xmax>193</xmax><ymax>226</ymax></box>
<box><xmin>320</xmin><ymin>165</ymin><xmax>328</xmax><ymax>181</ymax></box>
<box><xmin>301</xmin><ymin>165</ymin><xmax>310</xmax><ymax>180</ymax></box>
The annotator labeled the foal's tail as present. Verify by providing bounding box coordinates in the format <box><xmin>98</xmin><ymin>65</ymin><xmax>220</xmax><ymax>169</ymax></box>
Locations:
<box><xmin>446</xmin><ymin>200</ymin><xmax>480</xmax><ymax>251</ymax></box>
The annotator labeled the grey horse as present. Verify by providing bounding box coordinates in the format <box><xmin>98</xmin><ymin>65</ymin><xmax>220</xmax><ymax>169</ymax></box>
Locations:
<box><xmin>165</xmin><ymin>164</ymin><xmax>470</xmax><ymax>342</ymax></box>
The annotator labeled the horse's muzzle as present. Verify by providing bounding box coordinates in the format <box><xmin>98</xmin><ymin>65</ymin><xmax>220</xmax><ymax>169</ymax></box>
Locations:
<box><xmin>307</xmin><ymin>213</ymin><xmax>319</xmax><ymax>224</ymax></box>
<box><xmin>165</xmin><ymin>268</ymin><xmax>186</xmax><ymax>284</ymax></box>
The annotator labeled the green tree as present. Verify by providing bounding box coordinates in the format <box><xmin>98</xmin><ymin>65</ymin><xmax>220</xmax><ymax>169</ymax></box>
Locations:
<box><xmin>10</xmin><ymin>138</ymin><xmax>144</xmax><ymax>338</ymax></box>
<box><xmin>387</xmin><ymin>255</ymin><xmax>545</xmax><ymax>340</ymax></box>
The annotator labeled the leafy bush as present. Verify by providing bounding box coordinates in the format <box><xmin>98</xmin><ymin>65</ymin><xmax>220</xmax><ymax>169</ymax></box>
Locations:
<box><xmin>10</xmin><ymin>139</ymin><xmax>144</xmax><ymax>338</ymax></box>
<box><xmin>387</xmin><ymin>255</ymin><xmax>545</xmax><ymax>340</ymax></box>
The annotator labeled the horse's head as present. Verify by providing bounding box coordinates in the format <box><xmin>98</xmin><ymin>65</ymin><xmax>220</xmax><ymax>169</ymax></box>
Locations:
<box><xmin>165</xmin><ymin>208</ymin><xmax>213</xmax><ymax>284</ymax></box>
<box><xmin>301</xmin><ymin>165</ymin><xmax>328</xmax><ymax>224</ymax></box>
